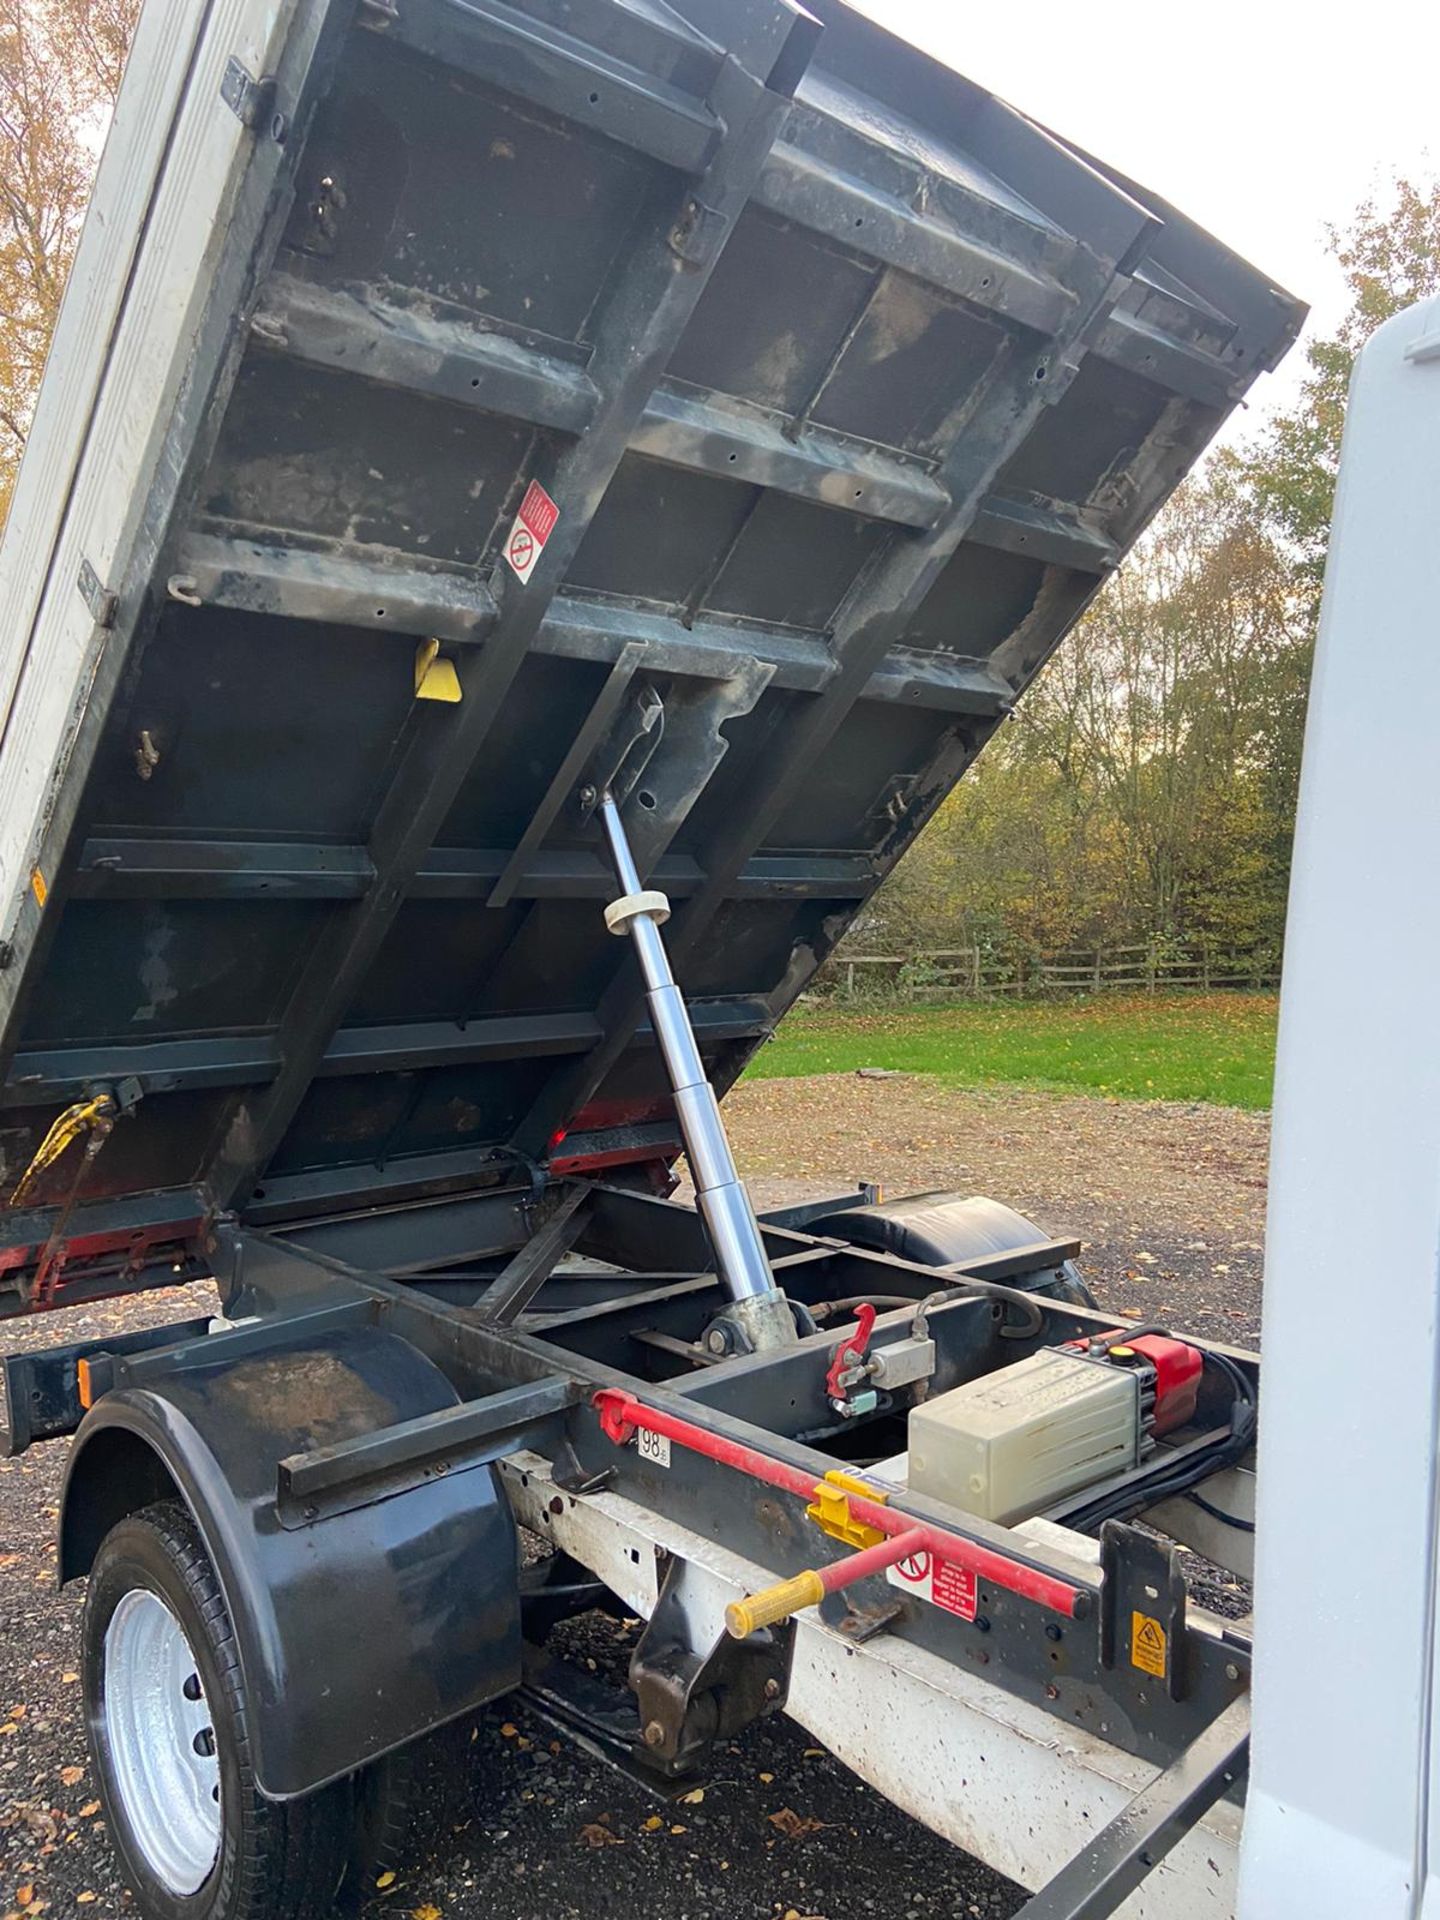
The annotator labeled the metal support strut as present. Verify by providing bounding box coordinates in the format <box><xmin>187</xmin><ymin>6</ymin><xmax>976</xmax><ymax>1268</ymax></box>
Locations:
<box><xmin>596</xmin><ymin>793</ymin><xmax>795</xmax><ymax>1350</ymax></box>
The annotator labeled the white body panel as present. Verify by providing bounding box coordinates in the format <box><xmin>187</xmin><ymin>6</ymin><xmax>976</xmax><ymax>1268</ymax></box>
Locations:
<box><xmin>1240</xmin><ymin>294</ymin><xmax>1440</xmax><ymax>1916</ymax></box>
<box><xmin>505</xmin><ymin>1452</ymin><xmax>1243</xmax><ymax>1916</ymax></box>
<box><xmin>0</xmin><ymin>0</ymin><xmax>294</xmax><ymax>969</ymax></box>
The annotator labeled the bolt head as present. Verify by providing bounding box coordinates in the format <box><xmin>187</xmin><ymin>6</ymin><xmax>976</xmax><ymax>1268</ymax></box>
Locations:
<box><xmin>643</xmin><ymin>1720</ymin><xmax>666</xmax><ymax>1749</ymax></box>
<box><xmin>706</xmin><ymin>1328</ymin><xmax>728</xmax><ymax>1354</ymax></box>
<box><xmin>763</xmin><ymin>1678</ymin><xmax>780</xmax><ymax>1702</ymax></box>
<box><xmin>1225</xmin><ymin>1662</ymin><xmax>1241</xmax><ymax>1682</ymax></box>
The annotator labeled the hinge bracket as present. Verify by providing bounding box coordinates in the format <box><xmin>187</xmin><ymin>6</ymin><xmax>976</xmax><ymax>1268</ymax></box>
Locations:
<box><xmin>221</xmin><ymin>57</ymin><xmax>282</xmax><ymax>137</ymax></box>
<box><xmin>77</xmin><ymin>557</ymin><xmax>117</xmax><ymax>629</ymax></box>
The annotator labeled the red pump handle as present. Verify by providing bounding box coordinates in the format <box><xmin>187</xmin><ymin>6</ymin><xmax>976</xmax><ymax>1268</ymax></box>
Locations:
<box><xmin>824</xmin><ymin>1301</ymin><xmax>877</xmax><ymax>1402</ymax></box>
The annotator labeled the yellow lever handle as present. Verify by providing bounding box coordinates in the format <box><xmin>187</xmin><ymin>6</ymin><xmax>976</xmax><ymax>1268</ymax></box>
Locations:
<box><xmin>725</xmin><ymin>1568</ymin><xmax>825</xmax><ymax>1640</ymax></box>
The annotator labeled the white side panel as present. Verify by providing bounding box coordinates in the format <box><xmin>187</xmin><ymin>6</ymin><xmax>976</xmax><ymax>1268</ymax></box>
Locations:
<box><xmin>0</xmin><ymin>0</ymin><xmax>208</xmax><ymax>735</ymax></box>
<box><xmin>1240</xmin><ymin>295</ymin><xmax>1440</xmax><ymax>1918</ymax></box>
<box><xmin>0</xmin><ymin>0</ymin><xmax>290</xmax><ymax>938</ymax></box>
<box><xmin>504</xmin><ymin>1453</ymin><xmax>1243</xmax><ymax>1918</ymax></box>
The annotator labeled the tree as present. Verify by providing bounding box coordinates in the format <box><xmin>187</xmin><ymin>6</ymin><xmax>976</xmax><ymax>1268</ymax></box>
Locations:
<box><xmin>0</xmin><ymin>0</ymin><xmax>138</xmax><ymax>521</ymax></box>
<box><xmin>1225</xmin><ymin>176</ymin><xmax>1440</xmax><ymax>584</ymax></box>
<box><xmin>858</xmin><ymin>178</ymin><xmax>1440</xmax><ymax>984</ymax></box>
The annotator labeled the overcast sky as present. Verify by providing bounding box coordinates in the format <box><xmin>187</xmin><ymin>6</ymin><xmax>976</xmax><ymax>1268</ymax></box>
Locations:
<box><xmin>853</xmin><ymin>0</ymin><xmax>1438</xmax><ymax>446</ymax></box>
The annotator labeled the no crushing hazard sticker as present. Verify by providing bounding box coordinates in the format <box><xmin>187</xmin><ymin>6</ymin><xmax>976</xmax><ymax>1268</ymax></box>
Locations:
<box><xmin>505</xmin><ymin>478</ymin><xmax>559</xmax><ymax>584</ymax></box>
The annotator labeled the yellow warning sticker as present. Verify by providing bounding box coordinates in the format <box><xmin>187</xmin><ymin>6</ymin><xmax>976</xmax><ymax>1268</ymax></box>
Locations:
<box><xmin>29</xmin><ymin>867</ymin><xmax>47</xmax><ymax>908</ymax></box>
<box><xmin>1131</xmin><ymin>1611</ymin><xmax>1167</xmax><ymax>1678</ymax></box>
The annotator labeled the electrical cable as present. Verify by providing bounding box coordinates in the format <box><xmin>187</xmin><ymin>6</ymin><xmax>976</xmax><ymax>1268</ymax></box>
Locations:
<box><xmin>1062</xmin><ymin>1348</ymin><xmax>1257</xmax><ymax>1534</ymax></box>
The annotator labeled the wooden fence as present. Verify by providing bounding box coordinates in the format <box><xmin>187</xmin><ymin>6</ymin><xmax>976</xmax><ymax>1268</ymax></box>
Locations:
<box><xmin>826</xmin><ymin>942</ymin><xmax>1280</xmax><ymax>1002</ymax></box>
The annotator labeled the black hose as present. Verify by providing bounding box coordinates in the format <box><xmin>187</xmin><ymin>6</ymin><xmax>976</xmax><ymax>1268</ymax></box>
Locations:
<box><xmin>1186</xmin><ymin>1490</ymin><xmax>1256</xmax><ymax>1534</ymax></box>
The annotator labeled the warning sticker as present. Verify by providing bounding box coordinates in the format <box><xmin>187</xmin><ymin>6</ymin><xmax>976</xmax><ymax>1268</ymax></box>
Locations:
<box><xmin>1131</xmin><ymin>1611</ymin><xmax>1168</xmax><ymax>1679</ymax></box>
<box><xmin>886</xmin><ymin>1548</ymin><xmax>978</xmax><ymax>1622</ymax></box>
<box><xmin>504</xmin><ymin>478</ymin><xmax>560</xmax><ymax>583</ymax></box>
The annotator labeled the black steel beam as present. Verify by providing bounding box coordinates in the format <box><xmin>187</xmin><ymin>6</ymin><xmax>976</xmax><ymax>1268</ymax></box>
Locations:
<box><xmin>630</xmin><ymin>382</ymin><xmax>948</xmax><ymax>530</ymax></box>
<box><xmin>969</xmin><ymin>494</ymin><xmax>1119</xmax><ymax>575</ymax></box>
<box><xmin>73</xmin><ymin>836</ymin><xmax>375</xmax><ymax>901</ymax></box>
<box><xmin>175</xmin><ymin>526</ymin><xmax>501</xmax><ymax>646</ymax></box>
<box><xmin>4</xmin><ymin>998</ymin><xmax>772</xmax><ymax>1108</ymax></box>
<box><xmin>1094</xmin><ymin>309</ymin><xmax>1239</xmax><ymax>410</ymax></box>
<box><xmin>275</xmin><ymin>1373</ymin><xmax>584</xmax><ymax>1523</ymax></box>
<box><xmin>163</xmin><ymin>544</ymin><xmax>1015</xmax><ymax>715</ymax></box>
<box><xmin>488</xmin><ymin>643</ymin><xmax>648</xmax><ymax>908</ymax></box>
<box><xmin>471</xmin><ymin>1183</ymin><xmax>593</xmax><ymax>1323</ymax></box>
<box><xmin>2</xmin><ymin>1314</ymin><xmax>213</xmax><ymax>1453</ymax></box>
<box><xmin>202</xmin><ymin>28</ymin><xmax>819</xmax><ymax>1215</ymax></box>
<box><xmin>1014</xmin><ymin>1696</ymin><xmax>1249</xmax><ymax>1920</ymax></box>
<box><xmin>754</xmin><ymin>144</ymin><xmax>1075</xmax><ymax>337</ymax></box>
<box><xmin>361</xmin><ymin>0</ymin><xmax>725</xmax><ymax>177</ymax></box>
<box><xmin>70</xmin><ymin>837</ymin><xmax>874</xmax><ymax>904</ymax></box>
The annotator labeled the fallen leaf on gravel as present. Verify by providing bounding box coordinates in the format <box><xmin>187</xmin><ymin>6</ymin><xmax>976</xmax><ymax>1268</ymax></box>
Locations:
<box><xmin>374</xmin><ymin>1871</ymin><xmax>396</xmax><ymax>1890</ymax></box>
<box><xmin>15</xmin><ymin>1891</ymin><xmax>34</xmax><ymax>1910</ymax></box>
<box><xmin>75</xmin><ymin>1898</ymin><xmax>95</xmax><ymax>1907</ymax></box>
<box><xmin>0</xmin><ymin>1808</ymin><xmax>59</xmax><ymax>1844</ymax></box>
<box><xmin>499</xmin><ymin>1723</ymin><xmax>518</xmax><ymax>1739</ymax></box>
<box><xmin>57</xmin><ymin>1771</ymin><xmax>83</xmax><ymax>1789</ymax></box>
<box><xmin>767</xmin><ymin>1807</ymin><xmax>825</xmax><ymax>1840</ymax></box>
<box><xmin>0</xmin><ymin>1727</ymin><xmax>17</xmax><ymax>1739</ymax></box>
<box><xmin>577</xmin><ymin>1824</ymin><xmax>622</xmax><ymax>1849</ymax></box>
<box><xmin>642</xmin><ymin>1816</ymin><xmax>664</xmax><ymax>1832</ymax></box>
<box><xmin>60</xmin><ymin>1676</ymin><xmax>77</xmax><ymax>1688</ymax></box>
<box><xmin>678</xmin><ymin>1788</ymin><xmax>704</xmax><ymax>1804</ymax></box>
<box><xmin>758</xmin><ymin>1771</ymin><xmax>774</xmax><ymax>1783</ymax></box>
<box><xmin>668</xmin><ymin>1825</ymin><xmax>686</xmax><ymax>1836</ymax></box>
<box><xmin>411</xmin><ymin>1906</ymin><xmax>441</xmax><ymax>1920</ymax></box>
<box><xmin>784</xmin><ymin>1910</ymin><xmax>828</xmax><ymax>1920</ymax></box>
<box><xmin>802</xmin><ymin>1748</ymin><xmax>824</xmax><ymax>1759</ymax></box>
<box><xmin>77</xmin><ymin>1806</ymin><xmax>99</xmax><ymax>1821</ymax></box>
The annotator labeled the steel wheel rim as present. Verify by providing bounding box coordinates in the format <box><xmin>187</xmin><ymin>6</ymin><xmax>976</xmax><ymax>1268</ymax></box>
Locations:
<box><xmin>102</xmin><ymin>1587</ymin><xmax>221</xmax><ymax>1894</ymax></box>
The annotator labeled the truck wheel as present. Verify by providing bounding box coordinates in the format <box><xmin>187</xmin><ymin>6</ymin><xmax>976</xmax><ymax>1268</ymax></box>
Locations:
<box><xmin>81</xmin><ymin>1500</ymin><xmax>354</xmax><ymax>1920</ymax></box>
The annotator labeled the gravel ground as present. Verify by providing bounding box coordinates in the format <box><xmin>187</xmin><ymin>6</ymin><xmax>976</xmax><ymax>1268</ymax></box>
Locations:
<box><xmin>0</xmin><ymin>1075</ymin><xmax>1268</xmax><ymax>1920</ymax></box>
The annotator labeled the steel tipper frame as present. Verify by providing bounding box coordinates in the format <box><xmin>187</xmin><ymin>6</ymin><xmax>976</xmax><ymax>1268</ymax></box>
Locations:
<box><xmin>15</xmin><ymin>1177</ymin><xmax>1259</xmax><ymax>1915</ymax></box>
<box><xmin>0</xmin><ymin>0</ymin><xmax>1301</xmax><ymax>1319</ymax></box>
<box><xmin>0</xmin><ymin>0</ymin><xmax>1301</xmax><ymax>1912</ymax></box>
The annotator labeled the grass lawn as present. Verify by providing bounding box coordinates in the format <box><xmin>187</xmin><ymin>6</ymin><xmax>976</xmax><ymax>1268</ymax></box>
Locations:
<box><xmin>747</xmin><ymin>992</ymin><xmax>1278</xmax><ymax>1110</ymax></box>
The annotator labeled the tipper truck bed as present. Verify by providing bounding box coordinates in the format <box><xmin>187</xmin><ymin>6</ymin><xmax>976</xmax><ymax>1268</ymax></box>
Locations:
<box><xmin>0</xmin><ymin>2</ymin><xmax>1304</xmax><ymax>1916</ymax></box>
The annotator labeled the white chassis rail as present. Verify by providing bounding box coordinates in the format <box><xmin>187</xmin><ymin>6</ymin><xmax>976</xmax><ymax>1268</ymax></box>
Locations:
<box><xmin>503</xmin><ymin>1452</ymin><xmax>1242</xmax><ymax>1919</ymax></box>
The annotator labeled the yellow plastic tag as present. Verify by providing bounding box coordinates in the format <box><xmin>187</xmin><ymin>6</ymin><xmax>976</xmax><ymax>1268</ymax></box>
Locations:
<box><xmin>414</xmin><ymin>639</ymin><xmax>462</xmax><ymax>702</ymax></box>
<box><xmin>30</xmin><ymin>867</ymin><xmax>47</xmax><ymax>907</ymax></box>
<box><xmin>806</xmin><ymin>1469</ymin><xmax>887</xmax><ymax>1549</ymax></box>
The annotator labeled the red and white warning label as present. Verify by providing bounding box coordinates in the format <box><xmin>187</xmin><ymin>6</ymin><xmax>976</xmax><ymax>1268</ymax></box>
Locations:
<box><xmin>504</xmin><ymin>478</ymin><xmax>560</xmax><ymax>584</ymax></box>
<box><xmin>886</xmin><ymin>1548</ymin><xmax>979</xmax><ymax>1621</ymax></box>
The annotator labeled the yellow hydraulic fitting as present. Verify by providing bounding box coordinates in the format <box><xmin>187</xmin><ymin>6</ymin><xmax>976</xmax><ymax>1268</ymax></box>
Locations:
<box><xmin>725</xmin><ymin>1568</ymin><xmax>825</xmax><ymax>1640</ymax></box>
<box><xmin>9</xmin><ymin>1093</ymin><xmax>117</xmax><ymax>1207</ymax></box>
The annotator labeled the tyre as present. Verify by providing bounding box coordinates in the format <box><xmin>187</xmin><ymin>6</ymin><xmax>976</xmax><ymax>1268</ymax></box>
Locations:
<box><xmin>80</xmin><ymin>1499</ymin><xmax>397</xmax><ymax>1920</ymax></box>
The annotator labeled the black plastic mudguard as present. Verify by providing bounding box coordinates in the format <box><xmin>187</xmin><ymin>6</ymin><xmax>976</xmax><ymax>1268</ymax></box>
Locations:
<box><xmin>59</xmin><ymin>1325</ymin><xmax>520</xmax><ymax>1797</ymax></box>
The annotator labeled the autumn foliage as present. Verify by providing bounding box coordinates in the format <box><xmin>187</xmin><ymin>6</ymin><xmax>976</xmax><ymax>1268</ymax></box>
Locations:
<box><xmin>0</xmin><ymin>0</ymin><xmax>136</xmax><ymax>520</ymax></box>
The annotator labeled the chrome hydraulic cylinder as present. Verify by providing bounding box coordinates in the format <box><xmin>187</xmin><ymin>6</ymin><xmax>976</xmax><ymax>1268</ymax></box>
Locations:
<box><xmin>596</xmin><ymin>794</ymin><xmax>794</xmax><ymax>1349</ymax></box>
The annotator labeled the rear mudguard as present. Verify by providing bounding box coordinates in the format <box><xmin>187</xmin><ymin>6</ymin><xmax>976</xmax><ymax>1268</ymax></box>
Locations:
<box><xmin>59</xmin><ymin>1325</ymin><xmax>520</xmax><ymax>1797</ymax></box>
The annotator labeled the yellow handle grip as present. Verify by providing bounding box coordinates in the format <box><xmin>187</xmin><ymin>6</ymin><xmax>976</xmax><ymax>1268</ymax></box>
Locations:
<box><xmin>725</xmin><ymin>1568</ymin><xmax>825</xmax><ymax>1639</ymax></box>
